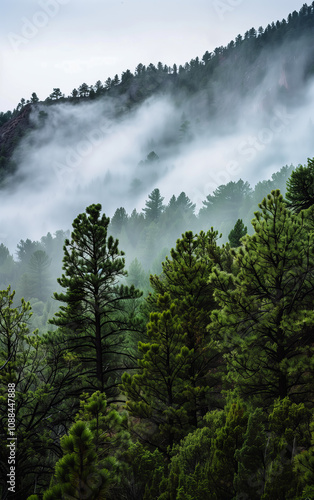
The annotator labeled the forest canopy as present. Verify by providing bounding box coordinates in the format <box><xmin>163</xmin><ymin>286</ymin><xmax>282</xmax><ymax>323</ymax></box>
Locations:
<box><xmin>0</xmin><ymin>159</ymin><xmax>314</xmax><ymax>499</ymax></box>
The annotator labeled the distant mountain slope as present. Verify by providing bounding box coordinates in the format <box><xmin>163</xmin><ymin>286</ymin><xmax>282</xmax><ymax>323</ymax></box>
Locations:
<box><xmin>0</xmin><ymin>104</ymin><xmax>34</xmax><ymax>182</ymax></box>
<box><xmin>1</xmin><ymin>3</ymin><xmax>314</xmax><ymax>183</ymax></box>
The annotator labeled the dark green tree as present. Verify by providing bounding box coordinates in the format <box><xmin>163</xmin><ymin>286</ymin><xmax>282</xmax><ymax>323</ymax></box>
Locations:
<box><xmin>49</xmin><ymin>204</ymin><xmax>142</xmax><ymax>396</ymax></box>
<box><xmin>149</xmin><ymin>230</ymin><xmax>226</xmax><ymax>424</ymax></box>
<box><xmin>78</xmin><ymin>82</ymin><xmax>90</xmax><ymax>97</ymax></box>
<box><xmin>32</xmin><ymin>421</ymin><xmax>111</xmax><ymax>500</ymax></box>
<box><xmin>143</xmin><ymin>188</ymin><xmax>165</xmax><ymax>222</ymax></box>
<box><xmin>234</xmin><ymin>407</ymin><xmax>268</xmax><ymax>498</ymax></box>
<box><xmin>228</xmin><ymin>218</ymin><xmax>247</xmax><ymax>247</ymax></box>
<box><xmin>49</xmin><ymin>88</ymin><xmax>62</xmax><ymax>100</ymax></box>
<box><xmin>0</xmin><ymin>287</ymin><xmax>76</xmax><ymax>499</ymax></box>
<box><xmin>286</xmin><ymin>157</ymin><xmax>314</xmax><ymax>212</ymax></box>
<box><xmin>294</xmin><ymin>411</ymin><xmax>314</xmax><ymax>498</ymax></box>
<box><xmin>210</xmin><ymin>190</ymin><xmax>314</xmax><ymax>408</ymax></box>
<box><xmin>30</xmin><ymin>92</ymin><xmax>39</xmax><ymax>103</ymax></box>
<box><xmin>121</xmin><ymin>293</ymin><xmax>193</xmax><ymax>452</ymax></box>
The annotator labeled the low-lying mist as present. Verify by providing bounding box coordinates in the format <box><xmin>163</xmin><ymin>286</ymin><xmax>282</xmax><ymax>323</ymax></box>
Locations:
<box><xmin>1</xmin><ymin>37</ymin><xmax>314</xmax><ymax>257</ymax></box>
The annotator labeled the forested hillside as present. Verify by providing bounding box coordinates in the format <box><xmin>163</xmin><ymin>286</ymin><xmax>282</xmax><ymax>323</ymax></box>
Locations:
<box><xmin>1</xmin><ymin>2</ymin><xmax>314</xmax><ymax>180</ymax></box>
<box><xmin>1</xmin><ymin>3</ymin><xmax>314</xmax><ymax>500</ymax></box>
<box><xmin>0</xmin><ymin>159</ymin><xmax>314</xmax><ymax>499</ymax></box>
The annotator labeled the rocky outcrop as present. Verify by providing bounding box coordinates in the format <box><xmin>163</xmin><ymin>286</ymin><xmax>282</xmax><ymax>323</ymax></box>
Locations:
<box><xmin>0</xmin><ymin>104</ymin><xmax>33</xmax><ymax>167</ymax></box>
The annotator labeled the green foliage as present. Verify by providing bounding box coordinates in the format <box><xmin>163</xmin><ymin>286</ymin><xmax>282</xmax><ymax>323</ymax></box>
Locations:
<box><xmin>143</xmin><ymin>188</ymin><xmax>165</xmax><ymax>222</ymax></box>
<box><xmin>0</xmin><ymin>287</ymin><xmax>76</xmax><ymax>498</ymax></box>
<box><xmin>49</xmin><ymin>203</ymin><xmax>142</xmax><ymax>396</ymax></box>
<box><xmin>228</xmin><ymin>218</ymin><xmax>247</xmax><ymax>247</ymax></box>
<box><xmin>210</xmin><ymin>190</ymin><xmax>314</xmax><ymax>408</ymax></box>
<box><xmin>286</xmin><ymin>157</ymin><xmax>314</xmax><ymax>212</ymax></box>
<box><xmin>3</xmin><ymin>153</ymin><xmax>314</xmax><ymax>499</ymax></box>
<box><xmin>149</xmin><ymin>230</ymin><xmax>229</xmax><ymax>417</ymax></box>
<box><xmin>41</xmin><ymin>421</ymin><xmax>111</xmax><ymax>500</ymax></box>
<box><xmin>199</xmin><ymin>180</ymin><xmax>252</xmax><ymax>234</ymax></box>
<box><xmin>75</xmin><ymin>391</ymin><xmax>130</xmax><ymax>464</ymax></box>
<box><xmin>294</xmin><ymin>413</ymin><xmax>314</xmax><ymax>498</ymax></box>
<box><xmin>28</xmin><ymin>250</ymin><xmax>52</xmax><ymax>301</ymax></box>
<box><xmin>234</xmin><ymin>407</ymin><xmax>267</xmax><ymax>499</ymax></box>
<box><xmin>211</xmin><ymin>400</ymin><xmax>248</xmax><ymax>498</ymax></box>
<box><xmin>127</xmin><ymin>258</ymin><xmax>149</xmax><ymax>291</ymax></box>
<box><xmin>35</xmin><ymin>391</ymin><xmax>131</xmax><ymax>500</ymax></box>
<box><xmin>122</xmin><ymin>293</ymin><xmax>193</xmax><ymax>451</ymax></box>
<box><xmin>107</xmin><ymin>441</ymin><xmax>166</xmax><ymax>500</ymax></box>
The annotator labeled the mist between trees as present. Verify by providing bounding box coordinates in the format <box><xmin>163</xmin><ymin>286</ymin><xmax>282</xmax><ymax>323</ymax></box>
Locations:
<box><xmin>2</xmin><ymin>5</ymin><xmax>314</xmax><ymax>498</ymax></box>
<box><xmin>1</xmin><ymin>160</ymin><xmax>314</xmax><ymax>499</ymax></box>
<box><xmin>0</xmin><ymin>162</ymin><xmax>293</xmax><ymax>329</ymax></box>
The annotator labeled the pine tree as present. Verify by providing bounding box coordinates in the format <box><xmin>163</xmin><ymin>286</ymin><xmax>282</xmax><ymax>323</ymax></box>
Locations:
<box><xmin>28</xmin><ymin>250</ymin><xmax>52</xmax><ymax>301</ymax></box>
<box><xmin>234</xmin><ymin>407</ymin><xmax>267</xmax><ymax>499</ymax></box>
<box><xmin>49</xmin><ymin>204</ymin><xmax>142</xmax><ymax>396</ymax></box>
<box><xmin>286</xmin><ymin>157</ymin><xmax>314</xmax><ymax>212</ymax></box>
<box><xmin>294</xmin><ymin>412</ymin><xmax>314</xmax><ymax>498</ymax></box>
<box><xmin>142</xmin><ymin>188</ymin><xmax>165</xmax><ymax>222</ymax></box>
<box><xmin>210</xmin><ymin>400</ymin><xmax>248</xmax><ymax>499</ymax></box>
<box><xmin>0</xmin><ymin>287</ymin><xmax>76</xmax><ymax>499</ymax></box>
<box><xmin>121</xmin><ymin>293</ymin><xmax>193</xmax><ymax>452</ymax></box>
<box><xmin>210</xmin><ymin>190</ymin><xmax>314</xmax><ymax>408</ymax></box>
<box><xmin>228</xmin><ymin>218</ymin><xmax>247</xmax><ymax>247</ymax></box>
<box><xmin>29</xmin><ymin>391</ymin><xmax>131</xmax><ymax>500</ymax></box>
<box><xmin>40</xmin><ymin>421</ymin><xmax>111</xmax><ymax>500</ymax></box>
<box><xmin>149</xmin><ymin>230</ymin><xmax>226</xmax><ymax>424</ymax></box>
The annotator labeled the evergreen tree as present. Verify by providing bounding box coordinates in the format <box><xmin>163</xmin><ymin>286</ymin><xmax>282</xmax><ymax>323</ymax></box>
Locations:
<box><xmin>49</xmin><ymin>204</ymin><xmax>142</xmax><ymax>396</ymax></box>
<box><xmin>228</xmin><ymin>218</ymin><xmax>247</xmax><ymax>247</ymax></box>
<box><xmin>28</xmin><ymin>250</ymin><xmax>52</xmax><ymax>301</ymax></box>
<box><xmin>121</xmin><ymin>293</ymin><xmax>193</xmax><ymax>453</ymax></box>
<box><xmin>294</xmin><ymin>412</ymin><xmax>314</xmax><ymax>498</ymax></box>
<box><xmin>107</xmin><ymin>440</ymin><xmax>166</xmax><ymax>500</ymax></box>
<box><xmin>37</xmin><ymin>421</ymin><xmax>111</xmax><ymax>500</ymax></box>
<box><xmin>263</xmin><ymin>397</ymin><xmax>310</xmax><ymax>498</ymax></box>
<box><xmin>286</xmin><ymin>157</ymin><xmax>314</xmax><ymax>212</ymax></box>
<box><xmin>110</xmin><ymin>207</ymin><xmax>128</xmax><ymax>235</ymax></box>
<box><xmin>0</xmin><ymin>287</ymin><xmax>76</xmax><ymax>499</ymax></box>
<box><xmin>234</xmin><ymin>407</ymin><xmax>267</xmax><ymax>499</ymax></box>
<box><xmin>210</xmin><ymin>190</ymin><xmax>314</xmax><ymax>408</ymax></box>
<box><xmin>49</xmin><ymin>88</ymin><xmax>62</xmax><ymax>100</ymax></box>
<box><xmin>0</xmin><ymin>243</ymin><xmax>15</xmax><ymax>289</ymax></box>
<box><xmin>143</xmin><ymin>188</ymin><xmax>165</xmax><ymax>222</ymax></box>
<box><xmin>126</xmin><ymin>258</ymin><xmax>147</xmax><ymax>290</ymax></box>
<box><xmin>149</xmin><ymin>230</ymin><xmax>226</xmax><ymax>423</ymax></box>
<box><xmin>210</xmin><ymin>400</ymin><xmax>248</xmax><ymax>499</ymax></box>
<box><xmin>30</xmin><ymin>92</ymin><xmax>39</xmax><ymax>103</ymax></box>
<box><xmin>78</xmin><ymin>82</ymin><xmax>90</xmax><ymax>97</ymax></box>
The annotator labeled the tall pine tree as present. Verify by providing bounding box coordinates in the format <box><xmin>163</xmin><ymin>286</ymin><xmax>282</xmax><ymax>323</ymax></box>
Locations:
<box><xmin>210</xmin><ymin>190</ymin><xmax>314</xmax><ymax>408</ymax></box>
<box><xmin>49</xmin><ymin>204</ymin><xmax>142</xmax><ymax>397</ymax></box>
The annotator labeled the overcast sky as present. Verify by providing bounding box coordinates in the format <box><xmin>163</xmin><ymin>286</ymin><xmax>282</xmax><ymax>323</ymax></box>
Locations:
<box><xmin>0</xmin><ymin>0</ymin><xmax>305</xmax><ymax>112</ymax></box>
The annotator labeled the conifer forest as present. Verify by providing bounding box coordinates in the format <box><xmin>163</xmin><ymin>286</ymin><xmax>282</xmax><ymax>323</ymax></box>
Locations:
<box><xmin>1</xmin><ymin>3</ymin><xmax>314</xmax><ymax>499</ymax></box>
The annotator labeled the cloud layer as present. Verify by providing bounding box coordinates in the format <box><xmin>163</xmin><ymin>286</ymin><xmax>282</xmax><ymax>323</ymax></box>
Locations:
<box><xmin>1</xmin><ymin>34</ymin><xmax>314</xmax><ymax>254</ymax></box>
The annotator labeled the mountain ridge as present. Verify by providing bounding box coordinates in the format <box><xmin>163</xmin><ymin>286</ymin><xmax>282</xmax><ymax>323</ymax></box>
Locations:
<box><xmin>1</xmin><ymin>3</ymin><xmax>314</xmax><ymax>183</ymax></box>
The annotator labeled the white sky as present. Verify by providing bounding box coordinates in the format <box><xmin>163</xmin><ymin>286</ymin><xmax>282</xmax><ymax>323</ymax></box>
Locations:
<box><xmin>0</xmin><ymin>0</ymin><xmax>305</xmax><ymax>112</ymax></box>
